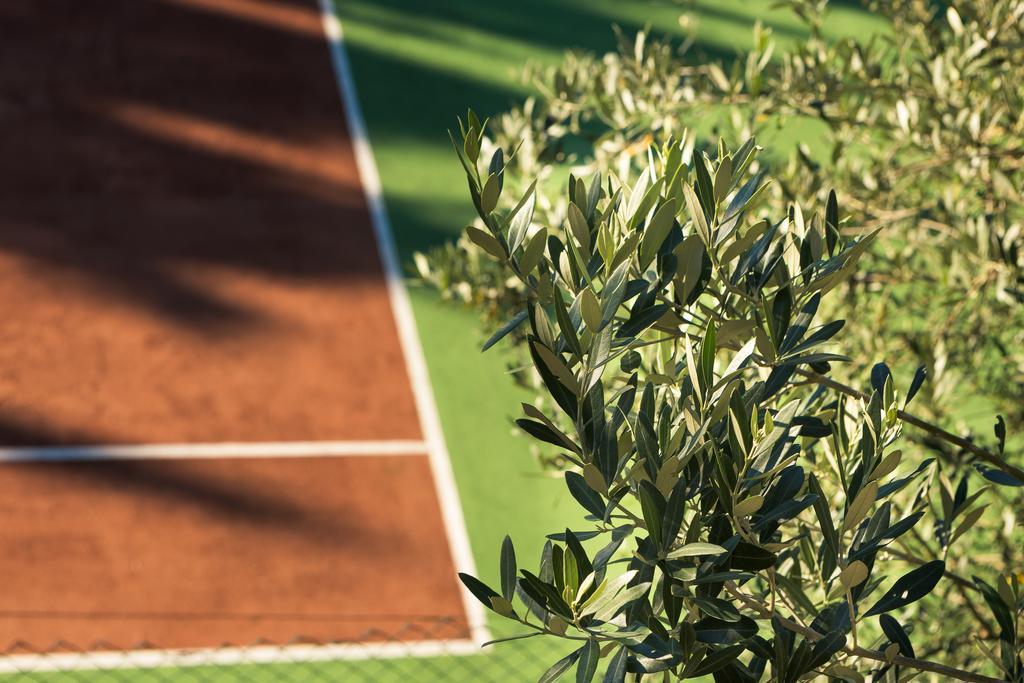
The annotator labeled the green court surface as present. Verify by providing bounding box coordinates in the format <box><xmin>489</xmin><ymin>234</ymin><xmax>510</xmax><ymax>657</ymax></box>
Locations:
<box><xmin>4</xmin><ymin>1</ymin><xmax>885</xmax><ymax>681</ymax></box>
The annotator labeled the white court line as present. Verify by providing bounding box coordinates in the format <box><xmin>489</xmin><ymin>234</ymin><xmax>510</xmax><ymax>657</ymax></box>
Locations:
<box><xmin>0</xmin><ymin>440</ymin><xmax>428</xmax><ymax>462</ymax></box>
<box><xmin>0</xmin><ymin>638</ymin><xmax>482</xmax><ymax>674</ymax></box>
<box><xmin>319</xmin><ymin>0</ymin><xmax>490</xmax><ymax>649</ymax></box>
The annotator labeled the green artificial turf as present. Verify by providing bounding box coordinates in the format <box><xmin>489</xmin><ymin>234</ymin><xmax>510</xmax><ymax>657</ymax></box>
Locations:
<box><xmin>5</xmin><ymin>2</ymin><xmax>886</xmax><ymax>681</ymax></box>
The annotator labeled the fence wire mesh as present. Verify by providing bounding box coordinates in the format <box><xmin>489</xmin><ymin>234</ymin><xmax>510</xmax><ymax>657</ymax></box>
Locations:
<box><xmin>0</xmin><ymin>618</ymin><xmax>576</xmax><ymax>682</ymax></box>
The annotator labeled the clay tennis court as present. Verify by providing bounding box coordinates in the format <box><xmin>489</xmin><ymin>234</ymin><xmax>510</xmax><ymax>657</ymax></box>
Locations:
<box><xmin>0</xmin><ymin>0</ymin><xmax>472</xmax><ymax>651</ymax></box>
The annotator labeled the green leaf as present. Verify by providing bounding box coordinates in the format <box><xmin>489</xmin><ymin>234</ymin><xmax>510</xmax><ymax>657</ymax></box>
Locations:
<box><xmin>639</xmin><ymin>199</ymin><xmax>677</xmax><ymax>270</ymax></box>
<box><xmin>568</xmin><ymin>203</ymin><xmax>592</xmax><ymax>256</ymax></box>
<box><xmin>699</xmin><ymin>321</ymin><xmax>717</xmax><ymax>392</ymax></box>
<box><xmin>586</xmin><ymin>171</ymin><xmax>602</xmax><ymax>219</ymax></box>
<box><xmin>666</xmin><ymin>542</ymin><xmax>727</xmax><ymax>560</ymax></box>
<box><xmin>500</xmin><ymin>536</ymin><xmax>517</xmax><ymax>602</ymax></box>
<box><xmin>508</xmin><ymin>183</ymin><xmax>537</xmax><ymax>254</ymax></box>
<box><xmin>533</xmin><ymin>341</ymin><xmax>580</xmax><ymax>396</ymax></box>
<box><xmin>980</xmin><ymin>469</ymin><xmax>1023</xmax><ymax>487</ymax></box>
<box><xmin>521</xmin><ymin>570</ymin><xmax>572</xmax><ymax>619</ymax></box>
<box><xmin>592</xmin><ymin>582</ymin><xmax>651</xmax><ymax>622</ymax></box>
<box><xmin>838</xmin><ymin>560</ymin><xmax>868</xmax><ymax>589</ymax></box>
<box><xmin>624</xmin><ymin>171</ymin><xmax>651</xmax><ymax>225</ymax></box>
<box><xmin>566</xmin><ymin>471</ymin><xmax>606</xmax><ymax>518</ymax></box>
<box><xmin>578</xmin><ymin>569</ymin><xmax>638</xmax><ymax>618</ymax></box>
<box><xmin>879</xmin><ymin>614</ymin><xmax>915</xmax><ymax>658</ymax></box>
<box><xmin>714</xmin><ymin>154</ymin><xmax>733</xmax><ymax>203</ymax></box>
<box><xmin>784</xmin><ymin>320</ymin><xmax>844</xmax><ymax>357</ymax></box>
<box><xmin>682</xmin><ymin>182</ymin><xmax>710</xmax><ymax>244</ymax></box>
<box><xmin>517</xmin><ymin>418</ymin><xmax>578</xmax><ymax>452</ymax></box>
<box><xmin>459</xmin><ymin>573</ymin><xmax>501</xmax><ymax>610</ymax></box>
<box><xmin>688</xmin><ymin>644</ymin><xmax>744</xmax><ymax>677</ymax></box>
<box><xmin>639</xmin><ymin>481</ymin><xmax>666</xmax><ymax>547</ymax></box>
<box><xmin>693</xmin><ymin>153</ymin><xmax>716</xmax><ymax>223</ymax></box>
<box><xmin>779</xmin><ymin>293</ymin><xmax>821</xmax><ymax>351</ymax></box>
<box><xmin>807</xmin><ymin>629</ymin><xmax>847</xmax><ymax>670</ymax></box>
<box><xmin>481</xmin><ymin>173</ymin><xmax>500</xmax><ymax>213</ymax></box>
<box><xmin>627</xmin><ymin>174</ymin><xmax>662</xmax><ymax>229</ymax></box>
<box><xmin>994</xmin><ymin>415</ymin><xmax>1007</xmax><ymax>455</ymax></box>
<box><xmin>809</xmin><ymin>474</ymin><xmax>838</xmax><ymax>573</ymax></box>
<box><xmin>482</xmin><ymin>631</ymin><xmax>541</xmax><ymax>647</ymax></box>
<box><xmin>482</xmin><ymin>310</ymin><xmax>529</xmax><ymax>352</ymax></box>
<box><xmin>539</xmin><ymin>648</ymin><xmax>582</xmax><ymax>683</ymax></box>
<box><xmin>661</xmin><ymin>483</ymin><xmax>689</xmax><ymax>552</ymax></box>
<box><xmin>580</xmin><ymin>288</ymin><xmax>602</xmax><ymax>332</ymax></box>
<box><xmin>553</xmin><ymin>289</ymin><xmax>584</xmax><ymax>360</ymax></box>
<box><xmin>600</xmin><ymin>260</ymin><xmax>631</xmax><ymax>329</ymax></box>
<box><xmin>864</xmin><ymin>561</ymin><xmax>945</xmax><ymax>616</ymax></box>
<box><xmin>951</xmin><ymin>504</ymin><xmax>987</xmax><ymax>545</ymax></box>
<box><xmin>466</xmin><ymin>225</ymin><xmax>506</xmax><ymax>260</ymax></box>
<box><xmin>825</xmin><ymin>189</ymin><xmax>839</xmax><ymax>254</ymax></box>
<box><xmin>576</xmin><ymin>640</ymin><xmax>599</xmax><ymax>683</ymax></box>
<box><xmin>564</xmin><ymin>529</ymin><xmax>594</xmax><ymax>581</ymax></box>
<box><xmin>617</xmin><ymin>303</ymin><xmax>669</xmax><ymax>339</ymax></box>
<box><xmin>842</xmin><ymin>481</ymin><xmax>877</xmax><ymax>532</ymax></box>
<box><xmin>692</xmin><ymin>597</ymin><xmax>742</xmax><ymax>623</ymax></box>
<box><xmin>449</xmin><ymin>129</ymin><xmax>476</xmax><ymax>179</ymax></box>
<box><xmin>731</xmin><ymin>137</ymin><xmax>756</xmax><ymax>177</ymax></box>
<box><xmin>905</xmin><ymin>365</ymin><xmax>927</xmax><ymax>406</ymax></box>
<box><xmin>602</xmin><ymin>647</ymin><xmax>628</xmax><ymax>683</ymax></box>
<box><xmin>692</xmin><ymin>571</ymin><xmax>755</xmax><ymax>585</ymax></box>
<box><xmin>562</xmin><ymin>547</ymin><xmax>580</xmax><ymax>599</ymax></box>
<box><xmin>732</xmin><ymin>495</ymin><xmax>763</xmax><ymax>518</ymax></box>
<box><xmin>973</xmin><ymin>577</ymin><xmax>1016</xmax><ymax>638</ymax></box>
<box><xmin>719</xmin><ymin>172</ymin><xmax>763</xmax><ymax>232</ymax></box>
<box><xmin>694</xmin><ymin>615</ymin><xmax>758</xmax><ymax>644</ymax></box>
<box><xmin>463</xmin><ymin>129</ymin><xmax>480</xmax><ymax>165</ymax></box>
<box><xmin>729</xmin><ymin>542</ymin><xmax>776</xmax><ymax>571</ymax></box>
<box><xmin>519</xmin><ymin>228</ymin><xmax>548</xmax><ymax>275</ymax></box>
<box><xmin>488</xmin><ymin>148</ymin><xmax>505</xmax><ymax>191</ymax></box>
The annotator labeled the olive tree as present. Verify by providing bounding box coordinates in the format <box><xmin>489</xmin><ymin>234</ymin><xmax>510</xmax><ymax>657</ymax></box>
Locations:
<box><xmin>449</xmin><ymin>114</ymin><xmax>1023</xmax><ymax>681</ymax></box>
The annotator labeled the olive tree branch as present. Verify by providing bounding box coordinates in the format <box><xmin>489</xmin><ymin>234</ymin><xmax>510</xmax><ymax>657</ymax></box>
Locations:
<box><xmin>724</xmin><ymin>583</ymin><xmax>1004</xmax><ymax>683</ymax></box>
<box><xmin>797</xmin><ymin>369</ymin><xmax>1024</xmax><ymax>483</ymax></box>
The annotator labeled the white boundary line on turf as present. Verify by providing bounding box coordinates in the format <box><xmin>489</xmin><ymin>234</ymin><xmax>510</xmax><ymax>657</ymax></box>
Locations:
<box><xmin>318</xmin><ymin>0</ymin><xmax>490</xmax><ymax>649</ymax></box>
<box><xmin>0</xmin><ymin>440</ymin><xmax>428</xmax><ymax>462</ymax></box>
<box><xmin>0</xmin><ymin>639</ymin><xmax>482</xmax><ymax>674</ymax></box>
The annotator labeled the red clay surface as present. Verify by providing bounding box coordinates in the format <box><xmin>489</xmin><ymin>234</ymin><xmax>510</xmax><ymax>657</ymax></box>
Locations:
<box><xmin>0</xmin><ymin>0</ymin><xmax>469</xmax><ymax>651</ymax></box>
<box><xmin>0</xmin><ymin>0</ymin><xmax>420</xmax><ymax>444</ymax></box>
<box><xmin>0</xmin><ymin>456</ymin><xmax>468</xmax><ymax>648</ymax></box>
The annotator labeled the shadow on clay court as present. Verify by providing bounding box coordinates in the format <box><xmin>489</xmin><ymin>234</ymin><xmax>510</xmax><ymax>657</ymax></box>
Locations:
<box><xmin>0</xmin><ymin>0</ymin><xmax>753</xmax><ymax>323</ymax></box>
<box><xmin>0</xmin><ymin>0</ymin><xmax>389</xmax><ymax>333</ymax></box>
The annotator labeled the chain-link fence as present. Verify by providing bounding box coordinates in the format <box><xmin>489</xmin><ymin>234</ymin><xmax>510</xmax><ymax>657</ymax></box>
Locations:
<box><xmin>0</xmin><ymin>618</ymin><xmax>575</xmax><ymax>682</ymax></box>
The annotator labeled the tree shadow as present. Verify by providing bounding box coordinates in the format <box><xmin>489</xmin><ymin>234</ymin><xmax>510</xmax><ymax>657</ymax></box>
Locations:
<box><xmin>0</xmin><ymin>0</ymin><xmax>388</xmax><ymax>333</ymax></box>
<box><xmin>0</xmin><ymin>0</ymin><xmax>883</xmax><ymax>327</ymax></box>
